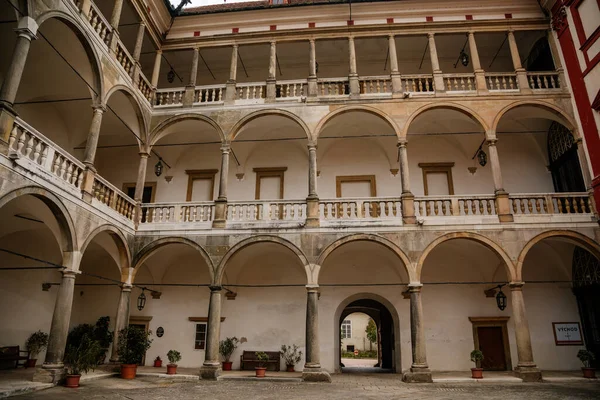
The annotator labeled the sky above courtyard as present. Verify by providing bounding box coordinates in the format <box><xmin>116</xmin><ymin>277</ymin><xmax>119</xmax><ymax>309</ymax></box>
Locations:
<box><xmin>170</xmin><ymin>0</ymin><xmax>257</xmax><ymax>7</ymax></box>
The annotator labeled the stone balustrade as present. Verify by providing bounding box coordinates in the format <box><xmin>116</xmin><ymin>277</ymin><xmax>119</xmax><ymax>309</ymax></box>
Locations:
<box><xmin>414</xmin><ymin>195</ymin><xmax>497</xmax><ymax>217</ymax></box>
<box><xmin>155</xmin><ymin>88</ymin><xmax>186</xmax><ymax>107</ymax></box>
<box><xmin>115</xmin><ymin>41</ymin><xmax>135</xmax><ymax>77</ymax></box>
<box><xmin>139</xmin><ymin>202</ymin><xmax>215</xmax><ymax>225</ymax></box>
<box><xmin>87</xmin><ymin>2</ymin><xmax>111</xmax><ymax>47</ymax></box>
<box><xmin>527</xmin><ymin>72</ymin><xmax>561</xmax><ymax>90</ymax></box>
<box><xmin>92</xmin><ymin>176</ymin><xmax>136</xmax><ymax>221</ymax></box>
<box><xmin>319</xmin><ymin>198</ymin><xmax>403</xmax><ymax>222</ymax></box>
<box><xmin>237</xmin><ymin>83</ymin><xmax>266</xmax><ymax>102</ymax></box>
<box><xmin>359</xmin><ymin>76</ymin><xmax>392</xmax><ymax>95</ymax></box>
<box><xmin>510</xmin><ymin>193</ymin><xmax>593</xmax><ymax>216</ymax></box>
<box><xmin>318</xmin><ymin>78</ymin><xmax>350</xmax><ymax>97</ymax></box>
<box><xmin>486</xmin><ymin>73</ymin><xmax>519</xmax><ymax>92</ymax></box>
<box><xmin>227</xmin><ymin>200</ymin><xmax>307</xmax><ymax>223</ymax></box>
<box><xmin>138</xmin><ymin>73</ymin><xmax>153</xmax><ymax>103</ymax></box>
<box><xmin>401</xmin><ymin>75</ymin><xmax>435</xmax><ymax>94</ymax></box>
<box><xmin>276</xmin><ymin>80</ymin><xmax>308</xmax><ymax>99</ymax></box>
<box><xmin>443</xmin><ymin>73</ymin><xmax>476</xmax><ymax>93</ymax></box>
<box><xmin>194</xmin><ymin>85</ymin><xmax>225</xmax><ymax>105</ymax></box>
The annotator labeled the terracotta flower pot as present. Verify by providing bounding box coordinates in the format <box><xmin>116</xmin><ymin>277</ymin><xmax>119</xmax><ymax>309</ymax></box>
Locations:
<box><xmin>120</xmin><ymin>364</ymin><xmax>137</xmax><ymax>379</ymax></box>
<box><xmin>222</xmin><ymin>361</ymin><xmax>233</xmax><ymax>371</ymax></box>
<box><xmin>582</xmin><ymin>367</ymin><xmax>596</xmax><ymax>379</ymax></box>
<box><xmin>25</xmin><ymin>359</ymin><xmax>37</xmax><ymax>368</ymax></box>
<box><xmin>64</xmin><ymin>374</ymin><xmax>81</xmax><ymax>388</ymax></box>
<box><xmin>154</xmin><ymin>360</ymin><xmax>162</xmax><ymax>368</ymax></box>
<box><xmin>167</xmin><ymin>364</ymin><xmax>177</xmax><ymax>375</ymax></box>
<box><xmin>286</xmin><ymin>365</ymin><xmax>295</xmax><ymax>372</ymax></box>
<box><xmin>255</xmin><ymin>367</ymin><xmax>267</xmax><ymax>378</ymax></box>
<box><xmin>471</xmin><ymin>368</ymin><xmax>483</xmax><ymax>379</ymax></box>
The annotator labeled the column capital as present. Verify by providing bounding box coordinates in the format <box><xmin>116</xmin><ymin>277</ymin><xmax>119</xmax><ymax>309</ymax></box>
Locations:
<box><xmin>407</xmin><ymin>283</ymin><xmax>423</xmax><ymax>292</ymax></box>
<box><xmin>388</xmin><ymin>33</ymin><xmax>395</xmax><ymax>39</ymax></box>
<box><xmin>232</xmin><ymin>43</ymin><xmax>239</xmax><ymax>49</ymax></box>
<box><xmin>138</xmin><ymin>21</ymin><xmax>146</xmax><ymax>28</ymax></box>
<box><xmin>209</xmin><ymin>285</ymin><xmax>222</xmax><ymax>292</ymax></box>
<box><xmin>427</xmin><ymin>32</ymin><xmax>435</xmax><ymax>39</ymax></box>
<box><xmin>308</xmin><ymin>143</ymin><xmax>317</xmax><ymax>151</ymax></box>
<box><xmin>270</xmin><ymin>40</ymin><xmax>277</xmax><ymax>46</ymax></box>
<box><xmin>156</xmin><ymin>49</ymin><xmax>163</xmax><ymax>55</ymax></box>
<box><xmin>220</xmin><ymin>143</ymin><xmax>231</xmax><ymax>153</ymax></box>
<box><xmin>91</xmin><ymin>104</ymin><xmax>106</xmax><ymax>113</ymax></box>
<box><xmin>348</xmin><ymin>35</ymin><xmax>355</xmax><ymax>41</ymax></box>
<box><xmin>509</xmin><ymin>282</ymin><xmax>525</xmax><ymax>290</ymax></box>
<box><xmin>306</xmin><ymin>285</ymin><xmax>319</xmax><ymax>293</ymax></box>
<box><xmin>397</xmin><ymin>139</ymin><xmax>408</xmax><ymax>147</ymax></box>
<box><xmin>309</xmin><ymin>38</ymin><xmax>316</xmax><ymax>44</ymax></box>
<box><xmin>120</xmin><ymin>283</ymin><xmax>133</xmax><ymax>292</ymax></box>
<box><xmin>574</xmin><ymin>137</ymin><xmax>583</xmax><ymax>145</ymax></box>
<box><xmin>62</xmin><ymin>269</ymin><xmax>79</xmax><ymax>279</ymax></box>
<box><xmin>486</xmin><ymin>138</ymin><xmax>498</xmax><ymax>146</ymax></box>
<box><xmin>138</xmin><ymin>151</ymin><xmax>150</xmax><ymax>159</ymax></box>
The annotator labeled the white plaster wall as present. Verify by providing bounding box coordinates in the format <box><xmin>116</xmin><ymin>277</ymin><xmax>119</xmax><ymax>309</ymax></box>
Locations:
<box><xmin>342</xmin><ymin>312</ymin><xmax>373</xmax><ymax>352</ymax></box>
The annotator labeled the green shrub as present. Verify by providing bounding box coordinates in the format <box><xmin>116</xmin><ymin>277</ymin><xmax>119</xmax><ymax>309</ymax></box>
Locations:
<box><xmin>167</xmin><ymin>350</ymin><xmax>181</xmax><ymax>365</ymax></box>
<box><xmin>255</xmin><ymin>351</ymin><xmax>269</xmax><ymax>368</ymax></box>
<box><xmin>280</xmin><ymin>344</ymin><xmax>302</xmax><ymax>366</ymax></box>
<box><xmin>117</xmin><ymin>327</ymin><xmax>152</xmax><ymax>365</ymax></box>
<box><xmin>219</xmin><ymin>337</ymin><xmax>239</xmax><ymax>362</ymax></box>
<box><xmin>470</xmin><ymin>350</ymin><xmax>484</xmax><ymax>368</ymax></box>
<box><xmin>25</xmin><ymin>331</ymin><xmax>49</xmax><ymax>359</ymax></box>
<box><xmin>577</xmin><ymin>349</ymin><xmax>596</xmax><ymax>368</ymax></box>
<box><xmin>64</xmin><ymin>334</ymin><xmax>103</xmax><ymax>376</ymax></box>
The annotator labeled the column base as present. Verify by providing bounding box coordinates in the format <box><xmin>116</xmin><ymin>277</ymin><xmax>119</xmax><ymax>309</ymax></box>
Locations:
<box><xmin>302</xmin><ymin>367</ymin><xmax>331</xmax><ymax>382</ymax></box>
<box><xmin>305</xmin><ymin>197</ymin><xmax>320</xmax><ymax>228</ymax></box>
<box><xmin>200</xmin><ymin>363</ymin><xmax>221</xmax><ymax>380</ymax></box>
<box><xmin>514</xmin><ymin>366</ymin><xmax>542</xmax><ymax>382</ymax></box>
<box><xmin>32</xmin><ymin>365</ymin><xmax>65</xmax><ymax>384</ymax></box>
<box><xmin>402</xmin><ymin>368</ymin><xmax>432</xmax><ymax>383</ymax></box>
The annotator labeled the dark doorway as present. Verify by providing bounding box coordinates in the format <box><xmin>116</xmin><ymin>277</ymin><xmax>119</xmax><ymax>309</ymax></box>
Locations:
<box><xmin>477</xmin><ymin>327</ymin><xmax>507</xmax><ymax>370</ymax></box>
<box><xmin>573</xmin><ymin>247</ymin><xmax>600</xmax><ymax>367</ymax></box>
<box><xmin>547</xmin><ymin>122</ymin><xmax>586</xmax><ymax>193</ymax></box>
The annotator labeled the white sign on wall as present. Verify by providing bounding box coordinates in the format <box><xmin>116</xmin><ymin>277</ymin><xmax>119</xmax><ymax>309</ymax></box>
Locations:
<box><xmin>552</xmin><ymin>322</ymin><xmax>583</xmax><ymax>345</ymax></box>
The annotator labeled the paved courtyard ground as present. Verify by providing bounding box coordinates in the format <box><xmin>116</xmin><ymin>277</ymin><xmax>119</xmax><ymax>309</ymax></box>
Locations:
<box><xmin>10</xmin><ymin>373</ymin><xmax>600</xmax><ymax>400</ymax></box>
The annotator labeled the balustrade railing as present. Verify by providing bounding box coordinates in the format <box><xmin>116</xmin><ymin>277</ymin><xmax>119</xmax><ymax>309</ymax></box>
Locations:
<box><xmin>155</xmin><ymin>88</ymin><xmax>185</xmax><ymax>107</ymax></box>
<box><xmin>138</xmin><ymin>73</ymin><xmax>153</xmax><ymax>103</ymax></box>
<box><xmin>276</xmin><ymin>80</ymin><xmax>307</xmax><ymax>99</ymax></box>
<box><xmin>115</xmin><ymin>41</ymin><xmax>135</xmax><ymax>77</ymax></box>
<box><xmin>87</xmin><ymin>2</ymin><xmax>111</xmax><ymax>46</ymax></box>
<box><xmin>486</xmin><ymin>73</ymin><xmax>519</xmax><ymax>91</ymax></box>
<box><xmin>227</xmin><ymin>200</ymin><xmax>306</xmax><ymax>222</ymax></box>
<box><xmin>443</xmin><ymin>74</ymin><xmax>476</xmax><ymax>92</ymax></box>
<box><xmin>140</xmin><ymin>202</ymin><xmax>215</xmax><ymax>224</ymax></box>
<box><xmin>510</xmin><ymin>193</ymin><xmax>592</xmax><ymax>215</ymax></box>
<box><xmin>194</xmin><ymin>85</ymin><xmax>225</xmax><ymax>104</ymax></box>
<box><xmin>401</xmin><ymin>75</ymin><xmax>435</xmax><ymax>94</ymax></box>
<box><xmin>359</xmin><ymin>76</ymin><xmax>392</xmax><ymax>95</ymax></box>
<box><xmin>318</xmin><ymin>78</ymin><xmax>350</xmax><ymax>97</ymax></box>
<box><xmin>237</xmin><ymin>83</ymin><xmax>266</xmax><ymax>101</ymax></box>
<box><xmin>527</xmin><ymin>72</ymin><xmax>561</xmax><ymax>90</ymax></box>
<box><xmin>319</xmin><ymin>198</ymin><xmax>402</xmax><ymax>220</ymax></box>
<box><xmin>414</xmin><ymin>195</ymin><xmax>497</xmax><ymax>217</ymax></box>
<box><xmin>92</xmin><ymin>176</ymin><xmax>136</xmax><ymax>220</ymax></box>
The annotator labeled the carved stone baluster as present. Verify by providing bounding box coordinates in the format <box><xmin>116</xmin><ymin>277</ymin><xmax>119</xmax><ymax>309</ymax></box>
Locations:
<box><xmin>16</xmin><ymin>129</ymin><xmax>26</xmax><ymax>155</ymax></box>
<box><xmin>565</xmin><ymin>198</ymin><xmax>572</xmax><ymax>213</ymax></box>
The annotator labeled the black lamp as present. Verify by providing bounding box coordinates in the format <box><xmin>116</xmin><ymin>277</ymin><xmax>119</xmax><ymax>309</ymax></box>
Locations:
<box><xmin>167</xmin><ymin>68</ymin><xmax>175</xmax><ymax>83</ymax></box>
<box><xmin>460</xmin><ymin>50</ymin><xmax>470</xmax><ymax>67</ymax></box>
<box><xmin>137</xmin><ymin>289</ymin><xmax>147</xmax><ymax>311</ymax></box>
<box><xmin>155</xmin><ymin>159</ymin><xmax>163</xmax><ymax>177</ymax></box>
<box><xmin>496</xmin><ymin>288</ymin><xmax>507</xmax><ymax>311</ymax></box>
<box><xmin>477</xmin><ymin>149</ymin><xmax>487</xmax><ymax>167</ymax></box>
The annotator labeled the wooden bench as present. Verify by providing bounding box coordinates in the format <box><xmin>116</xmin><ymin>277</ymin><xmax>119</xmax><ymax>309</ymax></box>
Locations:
<box><xmin>240</xmin><ymin>350</ymin><xmax>280</xmax><ymax>371</ymax></box>
<box><xmin>0</xmin><ymin>346</ymin><xmax>29</xmax><ymax>369</ymax></box>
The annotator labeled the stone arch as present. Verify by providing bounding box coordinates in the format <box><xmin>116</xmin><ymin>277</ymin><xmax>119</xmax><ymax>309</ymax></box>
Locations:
<box><xmin>228</xmin><ymin>109</ymin><xmax>312</xmax><ymax>142</ymax></box>
<box><xmin>316</xmin><ymin>234</ymin><xmax>415</xmax><ymax>283</ymax></box>
<box><xmin>516</xmin><ymin>230</ymin><xmax>600</xmax><ymax>282</ymax></box>
<box><xmin>149</xmin><ymin>113</ymin><xmax>225</xmax><ymax>146</ymax></box>
<box><xmin>417</xmin><ymin>232</ymin><xmax>516</xmax><ymax>282</ymax></box>
<box><xmin>0</xmin><ymin>186</ymin><xmax>77</xmax><ymax>253</ymax></box>
<box><xmin>132</xmin><ymin>237</ymin><xmax>214</xmax><ymax>284</ymax></box>
<box><xmin>35</xmin><ymin>10</ymin><xmax>104</xmax><ymax>102</ymax></box>
<box><xmin>80</xmin><ymin>224</ymin><xmax>132</xmax><ymax>275</ymax></box>
<box><xmin>215</xmin><ymin>235</ymin><xmax>310</xmax><ymax>285</ymax></box>
<box><xmin>491</xmin><ymin>100</ymin><xmax>578</xmax><ymax>138</ymax></box>
<box><xmin>103</xmin><ymin>84</ymin><xmax>149</xmax><ymax>147</ymax></box>
<box><xmin>401</xmin><ymin>102</ymin><xmax>489</xmax><ymax>139</ymax></box>
<box><xmin>314</xmin><ymin>105</ymin><xmax>401</xmax><ymax>141</ymax></box>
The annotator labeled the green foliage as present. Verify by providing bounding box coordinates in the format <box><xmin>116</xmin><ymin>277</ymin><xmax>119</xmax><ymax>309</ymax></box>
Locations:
<box><xmin>94</xmin><ymin>316</ymin><xmax>113</xmax><ymax>349</ymax></box>
<box><xmin>577</xmin><ymin>349</ymin><xmax>596</xmax><ymax>368</ymax></box>
<box><xmin>219</xmin><ymin>337</ymin><xmax>239</xmax><ymax>362</ymax></box>
<box><xmin>66</xmin><ymin>317</ymin><xmax>113</xmax><ymax>365</ymax></box>
<box><xmin>280</xmin><ymin>344</ymin><xmax>303</xmax><ymax>366</ymax></box>
<box><xmin>25</xmin><ymin>331</ymin><xmax>49</xmax><ymax>358</ymax></box>
<box><xmin>255</xmin><ymin>351</ymin><xmax>269</xmax><ymax>368</ymax></box>
<box><xmin>342</xmin><ymin>350</ymin><xmax>378</xmax><ymax>359</ymax></box>
<box><xmin>117</xmin><ymin>327</ymin><xmax>152</xmax><ymax>365</ymax></box>
<box><xmin>365</xmin><ymin>319</ymin><xmax>377</xmax><ymax>345</ymax></box>
<box><xmin>64</xmin><ymin>334</ymin><xmax>103</xmax><ymax>376</ymax></box>
<box><xmin>167</xmin><ymin>350</ymin><xmax>181</xmax><ymax>364</ymax></box>
<box><xmin>470</xmin><ymin>349</ymin><xmax>484</xmax><ymax>368</ymax></box>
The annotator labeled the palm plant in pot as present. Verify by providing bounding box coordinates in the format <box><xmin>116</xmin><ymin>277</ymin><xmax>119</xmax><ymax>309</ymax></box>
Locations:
<box><xmin>280</xmin><ymin>344</ymin><xmax>302</xmax><ymax>372</ymax></box>
<box><xmin>117</xmin><ymin>327</ymin><xmax>152</xmax><ymax>379</ymax></box>
<box><xmin>63</xmin><ymin>334</ymin><xmax>102</xmax><ymax>388</ymax></box>
<box><xmin>219</xmin><ymin>337</ymin><xmax>239</xmax><ymax>371</ymax></box>
<box><xmin>25</xmin><ymin>330</ymin><xmax>49</xmax><ymax>368</ymax></box>
<box><xmin>470</xmin><ymin>349</ymin><xmax>484</xmax><ymax>379</ymax></box>
<box><xmin>577</xmin><ymin>349</ymin><xmax>596</xmax><ymax>379</ymax></box>
<box><xmin>167</xmin><ymin>350</ymin><xmax>181</xmax><ymax>375</ymax></box>
<box><xmin>255</xmin><ymin>352</ymin><xmax>269</xmax><ymax>378</ymax></box>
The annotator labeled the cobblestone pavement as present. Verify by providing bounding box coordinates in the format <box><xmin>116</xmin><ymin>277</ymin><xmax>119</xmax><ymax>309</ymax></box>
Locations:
<box><xmin>12</xmin><ymin>374</ymin><xmax>600</xmax><ymax>399</ymax></box>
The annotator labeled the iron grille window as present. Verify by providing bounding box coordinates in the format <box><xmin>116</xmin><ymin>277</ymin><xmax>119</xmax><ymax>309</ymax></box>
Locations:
<box><xmin>195</xmin><ymin>323</ymin><xmax>207</xmax><ymax>349</ymax></box>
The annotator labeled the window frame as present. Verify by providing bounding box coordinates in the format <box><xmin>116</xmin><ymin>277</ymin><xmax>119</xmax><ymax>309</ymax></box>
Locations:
<box><xmin>341</xmin><ymin>319</ymin><xmax>352</xmax><ymax>339</ymax></box>
<box><xmin>185</xmin><ymin>169</ymin><xmax>218</xmax><ymax>202</ymax></box>
<box><xmin>418</xmin><ymin>163</ymin><xmax>455</xmax><ymax>196</ymax></box>
<box><xmin>194</xmin><ymin>323</ymin><xmax>207</xmax><ymax>350</ymax></box>
<box><xmin>253</xmin><ymin>167</ymin><xmax>287</xmax><ymax>200</ymax></box>
<box><xmin>335</xmin><ymin>175</ymin><xmax>377</xmax><ymax>198</ymax></box>
<box><xmin>122</xmin><ymin>182</ymin><xmax>157</xmax><ymax>202</ymax></box>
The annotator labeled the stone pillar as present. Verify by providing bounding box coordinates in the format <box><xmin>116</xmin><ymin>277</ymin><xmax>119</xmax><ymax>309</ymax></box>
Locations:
<box><xmin>0</xmin><ymin>17</ymin><xmax>37</xmax><ymax>150</ymax></box>
<box><xmin>487</xmin><ymin>138</ymin><xmax>513</xmax><ymax>222</ymax></box>
<box><xmin>428</xmin><ymin>33</ymin><xmax>445</xmax><ymax>93</ymax></box>
<box><xmin>150</xmin><ymin>50</ymin><xmax>162</xmax><ymax>104</ymax></box>
<box><xmin>389</xmin><ymin>35</ymin><xmax>402</xmax><ymax>94</ymax></box>
<box><xmin>575</xmin><ymin>137</ymin><xmax>593</xmax><ymax>189</ymax></box>
<box><xmin>108</xmin><ymin>0</ymin><xmax>124</xmax><ymax>51</ymax></box>
<box><xmin>131</xmin><ymin>22</ymin><xmax>146</xmax><ymax>84</ymax></box>
<box><xmin>266</xmin><ymin>41</ymin><xmax>277</xmax><ymax>102</ymax></box>
<box><xmin>468</xmin><ymin>32</ymin><xmax>488</xmax><ymax>95</ymax></box>
<box><xmin>200</xmin><ymin>286</ymin><xmax>222</xmax><ymax>380</ymax></box>
<box><xmin>213</xmin><ymin>144</ymin><xmax>230</xmax><ymax>228</ymax></box>
<box><xmin>81</xmin><ymin>105</ymin><xmax>106</xmax><ymax>203</ymax></box>
<box><xmin>133</xmin><ymin>152</ymin><xmax>149</xmax><ymax>225</ymax></box>
<box><xmin>509</xmin><ymin>282</ymin><xmax>542</xmax><ymax>382</ymax></box>
<box><xmin>306</xmin><ymin>143</ymin><xmax>320</xmax><ymax>228</ymax></box>
<box><xmin>225</xmin><ymin>44</ymin><xmax>238</xmax><ymax>104</ymax></box>
<box><xmin>183</xmin><ymin>47</ymin><xmax>199</xmax><ymax>107</ymax></box>
<box><xmin>403</xmin><ymin>284</ymin><xmax>432</xmax><ymax>383</ymax></box>
<box><xmin>546</xmin><ymin>30</ymin><xmax>566</xmax><ymax>90</ymax></box>
<box><xmin>398</xmin><ymin>140</ymin><xmax>416</xmax><ymax>224</ymax></box>
<box><xmin>308</xmin><ymin>39</ymin><xmax>318</xmax><ymax>98</ymax></box>
<box><xmin>33</xmin><ymin>268</ymin><xmax>78</xmax><ymax>384</ymax></box>
<box><xmin>507</xmin><ymin>30</ymin><xmax>531</xmax><ymax>94</ymax></box>
<box><xmin>303</xmin><ymin>286</ymin><xmax>331</xmax><ymax>382</ymax></box>
<box><xmin>348</xmin><ymin>37</ymin><xmax>359</xmax><ymax>97</ymax></box>
<box><xmin>110</xmin><ymin>284</ymin><xmax>132</xmax><ymax>362</ymax></box>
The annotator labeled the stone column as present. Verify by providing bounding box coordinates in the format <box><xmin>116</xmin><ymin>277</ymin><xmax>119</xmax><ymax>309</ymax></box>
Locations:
<box><xmin>150</xmin><ymin>50</ymin><xmax>162</xmax><ymax>104</ymax></box>
<box><xmin>308</xmin><ymin>39</ymin><xmax>318</xmax><ymax>98</ymax></box>
<box><xmin>33</xmin><ymin>268</ymin><xmax>78</xmax><ymax>384</ymax></box>
<box><xmin>507</xmin><ymin>30</ymin><xmax>531</xmax><ymax>94</ymax></box>
<box><xmin>200</xmin><ymin>286</ymin><xmax>222</xmax><ymax>380</ymax></box>
<box><xmin>133</xmin><ymin>152</ymin><xmax>149</xmax><ymax>225</ymax></box>
<box><xmin>403</xmin><ymin>284</ymin><xmax>432</xmax><ymax>383</ymax></box>
<box><xmin>306</xmin><ymin>143</ymin><xmax>320</xmax><ymax>228</ymax></box>
<box><xmin>468</xmin><ymin>32</ymin><xmax>488</xmax><ymax>95</ymax></box>
<box><xmin>0</xmin><ymin>17</ymin><xmax>37</xmax><ymax>150</ymax></box>
<box><xmin>81</xmin><ymin>105</ymin><xmax>106</xmax><ymax>203</ymax></box>
<box><xmin>487</xmin><ymin>138</ymin><xmax>513</xmax><ymax>222</ymax></box>
<box><xmin>131</xmin><ymin>22</ymin><xmax>146</xmax><ymax>84</ymax></box>
<box><xmin>509</xmin><ymin>282</ymin><xmax>542</xmax><ymax>381</ymax></box>
<box><xmin>575</xmin><ymin>137</ymin><xmax>593</xmax><ymax>189</ymax></box>
<box><xmin>546</xmin><ymin>30</ymin><xmax>566</xmax><ymax>90</ymax></box>
<box><xmin>398</xmin><ymin>140</ymin><xmax>416</xmax><ymax>224</ymax></box>
<box><xmin>348</xmin><ymin>37</ymin><xmax>359</xmax><ymax>97</ymax></box>
<box><xmin>110</xmin><ymin>284</ymin><xmax>132</xmax><ymax>362</ymax></box>
<box><xmin>303</xmin><ymin>286</ymin><xmax>331</xmax><ymax>382</ymax></box>
<box><xmin>183</xmin><ymin>47</ymin><xmax>200</xmax><ymax>107</ymax></box>
<box><xmin>266</xmin><ymin>41</ymin><xmax>277</xmax><ymax>102</ymax></box>
<box><xmin>108</xmin><ymin>0</ymin><xmax>124</xmax><ymax>51</ymax></box>
<box><xmin>389</xmin><ymin>35</ymin><xmax>402</xmax><ymax>94</ymax></box>
<box><xmin>225</xmin><ymin>44</ymin><xmax>238</xmax><ymax>104</ymax></box>
<box><xmin>428</xmin><ymin>33</ymin><xmax>445</xmax><ymax>93</ymax></box>
<box><xmin>213</xmin><ymin>144</ymin><xmax>230</xmax><ymax>228</ymax></box>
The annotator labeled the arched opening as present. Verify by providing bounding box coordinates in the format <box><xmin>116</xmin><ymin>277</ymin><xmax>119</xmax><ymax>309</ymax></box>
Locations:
<box><xmin>420</xmin><ymin>237</ymin><xmax>514</xmax><ymax>372</ymax></box>
<box><xmin>547</xmin><ymin>122</ymin><xmax>585</xmax><ymax>192</ymax></box>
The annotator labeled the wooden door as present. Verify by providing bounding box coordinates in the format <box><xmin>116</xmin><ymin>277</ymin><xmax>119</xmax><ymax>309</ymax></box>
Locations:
<box><xmin>477</xmin><ymin>326</ymin><xmax>507</xmax><ymax>370</ymax></box>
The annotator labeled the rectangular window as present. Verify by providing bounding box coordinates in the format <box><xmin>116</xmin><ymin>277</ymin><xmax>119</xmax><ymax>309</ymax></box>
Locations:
<box><xmin>346</xmin><ymin>345</ymin><xmax>355</xmax><ymax>352</ymax></box>
<box><xmin>419</xmin><ymin>163</ymin><xmax>455</xmax><ymax>195</ymax></box>
<box><xmin>254</xmin><ymin>167</ymin><xmax>287</xmax><ymax>200</ymax></box>
<box><xmin>341</xmin><ymin>319</ymin><xmax>352</xmax><ymax>339</ymax></box>
<box><xmin>195</xmin><ymin>323</ymin><xmax>207</xmax><ymax>350</ymax></box>
<box><xmin>186</xmin><ymin>170</ymin><xmax>218</xmax><ymax>201</ymax></box>
<box><xmin>122</xmin><ymin>182</ymin><xmax>156</xmax><ymax>203</ymax></box>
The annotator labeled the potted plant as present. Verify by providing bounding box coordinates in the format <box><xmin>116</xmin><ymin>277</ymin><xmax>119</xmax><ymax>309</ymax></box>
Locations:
<box><xmin>280</xmin><ymin>344</ymin><xmax>302</xmax><ymax>372</ymax></box>
<box><xmin>153</xmin><ymin>356</ymin><xmax>162</xmax><ymax>368</ymax></box>
<box><xmin>255</xmin><ymin>351</ymin><xmax>269</xmax><ymax>378</ymax></box>
<box><xmin>470</xmin><ymin>349</ymin><xmax>484</xmax><ymax>379</ymax></box>
<box><xmin>93</xmin><ymin>316</ymin><xmax>113</xmax><ymax>364</ymax></box>
<box><xmin>577</xmin><ymin>349</ymin><xmax>596</xmax><ymax>379</ymax></box>
<box><xmin>25</xmin><ymin>330</ymin><xmax>49</xmax><ymax>368</ymax></box>
<box><xmin>167</xmin><ymin>350</ymin><xmax>181</xmax><ymax>375</ymax></box>
<box><xmin>63</xmin><ymin>334</ymin><xmax>102</xmax><ymax>388</ymax></box>
<box><xmin>219</xmin><ymin>337</ymin><xmax>239</xmax><ymax>371</ymax></box>
<box><xmin>117</xmin><ymin>327</ymin><xmax>152</xmax><ymax>379</ymax></box>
